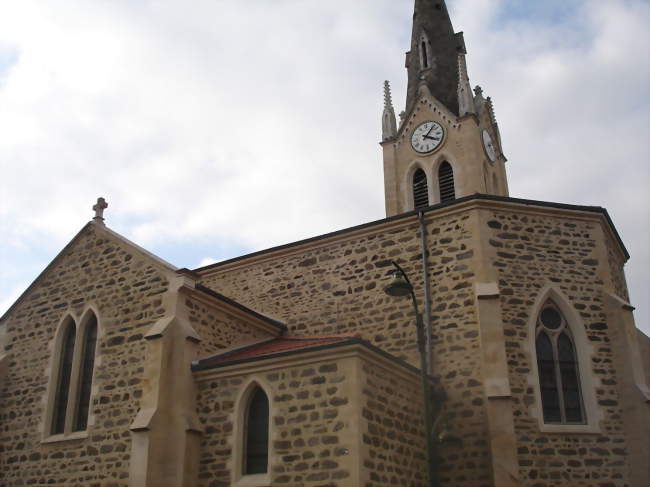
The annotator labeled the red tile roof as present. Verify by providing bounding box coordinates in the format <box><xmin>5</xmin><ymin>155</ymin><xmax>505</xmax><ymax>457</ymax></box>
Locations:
<box><xmin>195</xmin><ymin>334</ymin><xmax>361</xmax><ymax>369</ymax></box>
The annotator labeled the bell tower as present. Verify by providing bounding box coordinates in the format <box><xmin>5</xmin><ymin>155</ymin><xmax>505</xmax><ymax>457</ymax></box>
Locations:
<box><xmin>381</xmin><ymin>0</ymin><xmax>509</xmax><ymax>217</ymax></box>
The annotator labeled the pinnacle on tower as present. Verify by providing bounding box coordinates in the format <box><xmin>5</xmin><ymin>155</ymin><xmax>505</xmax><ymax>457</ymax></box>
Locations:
<box><xmin>382</xmin><ymin>81</ymin><xmax>397</xmax><ymax>141</ymax></box>
<box><xmin>457</xmin><ymin>53</ymin><xmax>475</xmax><ymax>117</ymax></box>
<box><xmin>405</xmin><ymin>0</ymin><xmax>466</xmax><ymax>116</ymax></box>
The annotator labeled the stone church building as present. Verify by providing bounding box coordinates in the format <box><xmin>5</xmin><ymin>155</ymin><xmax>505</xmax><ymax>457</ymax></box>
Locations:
<box><xmin>1</xmin><ymin>1</ymin><xmax>648</xmax><ymax>486</ymax></box>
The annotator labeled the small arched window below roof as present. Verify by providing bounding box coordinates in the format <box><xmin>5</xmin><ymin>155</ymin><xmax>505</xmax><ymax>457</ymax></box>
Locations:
<box><xmin>535</xmin><ymin>301</ymin><xmax>585</xmax><ymax>424</ymax></box>
<box><xmin>413</xmin><ymin>168</ymin><xmax>429</xmax><ymax>210</ymax></box>
<box><xmin>244</xmin><ymin>387</ymin><xmax>269</xmax><ymax>475</ymax></box>
<box><xmin>438</xmin><ymin>162</ymin><xmax>455</xmax><ymax>203</ymax></box>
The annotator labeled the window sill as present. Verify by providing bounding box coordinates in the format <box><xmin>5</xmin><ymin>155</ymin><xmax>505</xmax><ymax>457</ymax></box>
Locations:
<box><xmin>233</xmin><ymin>473</ymin><xmax>271</xmax><ymax>487</ymax></box>
<box><xmin>538</xmin><ymin>423</ymin><xmax>600</xmax><ymax>434</ymax></box>
<box><xmin>42</xmin><ymin>430</ymin><xmax>89</xmax><ymax>444</ymax></box>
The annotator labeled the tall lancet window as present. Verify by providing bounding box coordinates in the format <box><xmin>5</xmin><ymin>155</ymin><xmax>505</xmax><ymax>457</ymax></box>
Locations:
<box><xmin>419</xmin><ymin>32</ymin><xmax>431</xmax><ymax>70</ymax></box>
<box><xmin>51</xmin><ymin>319</ymin><xmax>76</xmax><ymax>435</ymax></box>
<box><xmin>48</xmin><ymin>310</ymin><xmax>99</xmax><ymax>437</ymax></box>
<box><xmin>421</xmin><ymin>41</ymin><xmax>429</xmax><ymax>68</ymax></box>
<box><xmin>74</xmin><ymin>313</ymin><xmax>98</xmax><ymax>431</ymax></box>
<box><xmin>244</xmin><ymin>387</ymin><xmax>269</xmax><ymax>475</ymax></box>
<box><xmin>438</xmin><ymin>161</ymin><xmax>456</xmax><ymax>202</ymax></box>
<box><xmin>413</xmin><ymin>168</ymin><xmax>430</xmax><ymax>210</ymax></box>
<box><xmin>535</xmin><ymin>301</ymin><xmax>585</xmax><ymax>424</ymax></box>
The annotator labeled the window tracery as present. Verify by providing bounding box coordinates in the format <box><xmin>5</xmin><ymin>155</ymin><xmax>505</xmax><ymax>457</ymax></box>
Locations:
<box><xmin>535</xmin><ymin>301</ymin><xmax>585</xmax><ymax>424</ymax></box>
<box><xmin>47</xmin><ymin>310</ymin><xmax>99</xmax><ymax>438</ymax></box>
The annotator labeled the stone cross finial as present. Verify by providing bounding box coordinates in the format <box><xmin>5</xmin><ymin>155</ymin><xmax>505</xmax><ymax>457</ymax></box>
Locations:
<box><xmin>93</xmin><ymin>197</ymin><xmax>108</xmax><ymax>224</ymax></box>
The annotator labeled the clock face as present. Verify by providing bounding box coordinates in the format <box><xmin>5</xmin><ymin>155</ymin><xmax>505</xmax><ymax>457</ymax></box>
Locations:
<box><xmin>411</xmin><ymin>121</ymin><xmax>444</xmax><ymax>154</ymax></box>
<box><xmin>482</xmin><ymin>129</ymin><xmax>497</xmax><ymax>163</ymax></box>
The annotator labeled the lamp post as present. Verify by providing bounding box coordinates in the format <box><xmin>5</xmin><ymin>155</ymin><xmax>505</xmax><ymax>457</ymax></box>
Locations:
<box><xmin>384</xmin><ymin>261</ymin><xmax>439</xmax><ymax>487</ymax></box>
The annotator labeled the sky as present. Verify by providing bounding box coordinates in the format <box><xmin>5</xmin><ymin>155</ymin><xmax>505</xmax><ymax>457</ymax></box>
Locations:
<box><xmin>0</xmin><ymin>0</ymin><xmax>648</xmax><ymax>334</ymax></box>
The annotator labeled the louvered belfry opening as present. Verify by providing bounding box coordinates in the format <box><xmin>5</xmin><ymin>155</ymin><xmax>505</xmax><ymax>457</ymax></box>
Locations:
<box><xmin>438</xmin><ymin>161</ymin><xmax>456</xmax><ymax>202</ymax></box>
<box><xmin>413</xmin><ymin>168</ymin><xmax>430</xmax><ymax>210</ymax></box>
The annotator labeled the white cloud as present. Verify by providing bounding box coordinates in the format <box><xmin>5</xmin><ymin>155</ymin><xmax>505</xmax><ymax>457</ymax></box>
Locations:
<box><xmin>0</xmin><ymin>0</ymin><xmax>647</xmax><ymax>333</ymax></box>
<box><xmin>199</xmin><ymin>257</ymin><xmax>218</xmax><ymax>268</ymax></box>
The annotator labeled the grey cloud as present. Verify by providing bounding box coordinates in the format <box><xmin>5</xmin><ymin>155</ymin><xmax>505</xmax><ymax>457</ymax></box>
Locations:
<box><xmin>0</xmin><ymin>0</ymin><xmax>647</xmax><ymax>332</ymax></box>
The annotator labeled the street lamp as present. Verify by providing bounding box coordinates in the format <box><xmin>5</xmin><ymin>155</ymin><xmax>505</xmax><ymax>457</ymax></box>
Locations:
<box><xmin>384</xmin><ymin>261</ymin><xmax>439</xmax><ymax>487</ymax></box>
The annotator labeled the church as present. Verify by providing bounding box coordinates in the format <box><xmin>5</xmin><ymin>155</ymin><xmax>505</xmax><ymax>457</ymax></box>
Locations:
<box><xmin>1</xmin><ymin>1</ymin><xmax>648</xmax><ymax>486</ymax></box>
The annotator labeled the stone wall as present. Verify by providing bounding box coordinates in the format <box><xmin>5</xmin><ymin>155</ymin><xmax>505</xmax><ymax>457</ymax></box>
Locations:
<box><xmin>359</xmin><ymin>358</ymin><xmax>428</xmax><ymax>486</ymax></box>
<box><xmin>198</xmin><ymin>200</ymin><xmax>636</xmax><ymax>486</ymax></box>
<box><xmin>640</xmin><ymin>331</ymin><xmax>650</xmax><ymax>387</ymax></box>
<box><xmin>184</xmin><ymin>294</ymin><xmax>273</xmax><ymax>358</ymax></box>
<box><xmin>485</xmin><ymin>209</ymin><xmax>630</xmax><ymax>486</ymax></box>
<box><xmin>0</xmin><ymin>224</ymin><xmax>171</xmax><ymax>486</ymax></box>
<box><xmin>195</xmin><ymin>355</ymin><xmax>358</xmax><ymax>486</ymax></box>
<box><xmin>604</xmin><ymin>233</ymin><xmax>630</xmax><ymax>302</ymax></box>
<box><xmin>198</xmin><ymin>209</ymin><xmax>492</xmax><ymax>486</ymax></box>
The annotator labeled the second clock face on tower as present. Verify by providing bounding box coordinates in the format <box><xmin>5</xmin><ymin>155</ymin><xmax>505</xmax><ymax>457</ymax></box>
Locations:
<box><xmin>482</xmin><ymin>129</ymin><xmax>497</xmax><ymax>163</ymax></box>
<box><xmin>411</xmin><ymin>121</ymin><xmax>444</xmax><ymax>154</ymax></box>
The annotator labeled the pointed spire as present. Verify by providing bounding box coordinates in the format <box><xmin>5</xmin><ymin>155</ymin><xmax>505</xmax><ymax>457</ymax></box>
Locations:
<box><xmin>384</xmin><ymin>80</ymin><xmax>394</xmax><ymax>109</ymax></box>
<box><xmin>457</xmin><ymin>53</ymin><xmax>475</xmax><ymax>117</ymax></box>
<box><xmin>382</xmin><ymin>80</ymin><xmax>397</xmax><ymax>141</ymax></box>
<box><xmin>405</xmin><ymin>0</ymin><xmax>464</xmax><ymax>115</ymax></box>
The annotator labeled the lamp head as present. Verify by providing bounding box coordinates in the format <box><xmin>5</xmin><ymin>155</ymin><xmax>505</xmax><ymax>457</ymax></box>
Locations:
<box><xmin>383</xmin><ymin>270</ymin><xmax>413</xmax><ymax>297</ymax></box>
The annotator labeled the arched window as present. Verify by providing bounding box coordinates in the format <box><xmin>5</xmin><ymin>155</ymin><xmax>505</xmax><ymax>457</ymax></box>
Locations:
<box><xmin>51</xmin><ymin>319</ymin><xmax>76</xmax><ymax>435</ymax></box>
<box><xmin>413</xmin><ymin>168</ymin><xmax>430</xmax><ymax>210</ymax></box>
<box><xmin>48</xmin><ymin>310</ymin><xmax>99</xmax><ymax>437</ymax></box>
<box><xmin>74</xmin><ymin>313</ymin><xmax>97</xmax><ymax>431</ymax></box>
<box><xmin>438</xmin><ymin>161</ymin><xmax>455</xmax><ymax>202</ymax></box>
<box><xmin>535</xmin><ymin>301</ymin><xmax>585</xmax><ymax>424</ymax></box>
<box><xmin>421</xmin><ymin>41</ymin><xmax>429</xmax><ymax>69</ymax></box>
<box><xmin>419</xmin><ymin>32</ymin><xmax>430</xmax><ymax>70</ymax></box>
<box><xmin>244</xmin><ymin>387</ymin><xmax>269</xmax><ymax>475</ymax></box>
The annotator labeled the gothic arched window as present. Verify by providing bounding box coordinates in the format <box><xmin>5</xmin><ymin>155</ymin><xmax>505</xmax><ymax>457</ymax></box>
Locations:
<box><xmin>48</xmin><ymin>311</ymin><xmax>99</xmax><ymax>437</ymax></box>
<box><xmin>535</xmin><ymin>301</ymin><xmax>585</xmax><ymax>424</ymax></box>
<box><xmin>413</xmin><ymin>168</ymin><xmax>430</xmax><ymax>210</ymax></box>
<box><xmin>74</xmin><ymin>313</ymin><xmax>98</xmax><ymax>431</ymax></box>
<box><xmin>244</xmin><ymin>387</ymin><xmax>269</xmax><ymax>475</ymax></box>
<box><xmin>51</xmin><ymin>319</ymin><xmax>76</xmax><ymax>435</ymax></box>
<box><xmin>438</xmin><ymin>161</ymin><xmax>456</xmax><ymax>202</ymax></box>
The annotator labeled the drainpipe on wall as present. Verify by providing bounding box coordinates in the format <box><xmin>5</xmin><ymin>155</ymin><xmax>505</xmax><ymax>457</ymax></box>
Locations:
<box><xmin>418</xmin><ymin>211</ymin><xmax>433</xmax><ymax>374</ymax></box>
